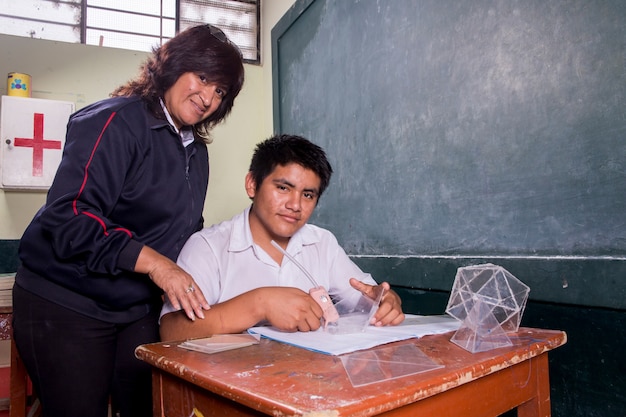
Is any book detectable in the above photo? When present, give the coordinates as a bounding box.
[0,275,15,308]
[179,333,261,354]
[248,314,460,356]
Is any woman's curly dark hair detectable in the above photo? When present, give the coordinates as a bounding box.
[111,24,245,143]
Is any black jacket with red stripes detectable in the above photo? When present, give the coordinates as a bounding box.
[16,96,209,323]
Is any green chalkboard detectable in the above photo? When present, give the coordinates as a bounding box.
[272,0,626,308]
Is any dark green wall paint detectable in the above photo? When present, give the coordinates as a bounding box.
[0,240,19,273]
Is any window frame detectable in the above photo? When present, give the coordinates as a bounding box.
[0,0,260,65]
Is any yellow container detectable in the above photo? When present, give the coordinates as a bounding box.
[7,72,32,97]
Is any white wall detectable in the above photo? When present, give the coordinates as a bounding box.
[0,0,296,239]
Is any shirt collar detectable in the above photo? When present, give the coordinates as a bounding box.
[229,206,320,255]
[159,98,195,147]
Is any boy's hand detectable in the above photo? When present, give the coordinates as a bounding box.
[261,287,324,332]
[349,278,405,326]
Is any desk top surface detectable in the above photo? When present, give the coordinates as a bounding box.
[136,328,566,416]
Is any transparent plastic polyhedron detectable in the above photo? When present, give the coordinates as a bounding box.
[445,263,530,353]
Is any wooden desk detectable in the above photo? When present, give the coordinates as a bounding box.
[136,327,566,417]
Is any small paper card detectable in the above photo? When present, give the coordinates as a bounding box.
[179,333,260,354]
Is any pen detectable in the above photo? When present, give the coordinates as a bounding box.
[270,240,319,288]
[270,240,340,327]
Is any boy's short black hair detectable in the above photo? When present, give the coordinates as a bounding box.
[249,134,333,197]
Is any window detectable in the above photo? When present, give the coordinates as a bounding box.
[0,0,260,64]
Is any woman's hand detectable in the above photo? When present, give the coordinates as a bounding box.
[135,246,210,321]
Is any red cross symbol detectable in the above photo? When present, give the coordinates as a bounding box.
[13,113,62,177]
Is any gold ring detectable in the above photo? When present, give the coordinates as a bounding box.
[185,285,194,293]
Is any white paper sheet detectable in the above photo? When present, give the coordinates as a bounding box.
[248,314,460,356]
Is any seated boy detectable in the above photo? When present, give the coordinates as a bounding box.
[160,134,404,341]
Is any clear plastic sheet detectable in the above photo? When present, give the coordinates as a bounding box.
[340,344,443,387]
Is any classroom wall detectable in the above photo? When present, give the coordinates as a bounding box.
[0,1,623,415]
[0,0,296,241]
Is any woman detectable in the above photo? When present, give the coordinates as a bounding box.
[12,24,244,417]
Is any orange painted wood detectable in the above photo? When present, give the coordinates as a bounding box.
[0,307,35,417]
[517,353,552,417]
[0,312,12,341]
[136,327,566,417]
[9,339,26,417]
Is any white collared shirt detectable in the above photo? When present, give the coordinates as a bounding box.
[160,98,195,147]
[160,206,377,318]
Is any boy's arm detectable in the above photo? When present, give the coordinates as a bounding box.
[160,287,325,341]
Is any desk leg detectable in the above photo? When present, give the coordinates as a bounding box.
[517,353,551,417]
[152,372,164,417]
